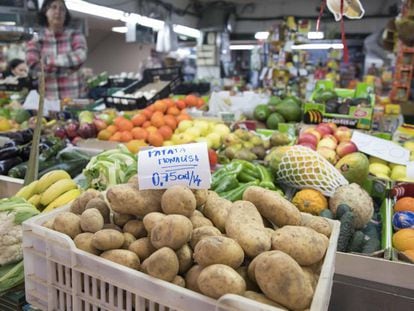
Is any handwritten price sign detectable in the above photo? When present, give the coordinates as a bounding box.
[138,143,211,190]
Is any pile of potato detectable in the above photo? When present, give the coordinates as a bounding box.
[43,177,334,311]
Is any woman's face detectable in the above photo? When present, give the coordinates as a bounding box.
[46,0,66,29]
[12,63,28,78]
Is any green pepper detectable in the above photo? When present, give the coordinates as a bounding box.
[220,180,259,202]
[237,170,259,183]
[39,139,66,162]
[212,162,243,189]
[214,174,240,193]
[257,164,274,183]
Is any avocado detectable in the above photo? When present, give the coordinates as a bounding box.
[266,112,285,130]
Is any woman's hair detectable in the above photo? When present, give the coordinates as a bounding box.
[8,59,25,72]
[38,0,71,27]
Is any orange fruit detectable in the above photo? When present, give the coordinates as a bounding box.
[176,99,186,110]
[152,100,168,113]
[142,108,153,119]
[151,112,165,128]
[164,98,175,108]
[147,105,155,112]
[394,197,414,212]
[147,132,164,147]
[176,114,191,122]
[120,131,133,142]
[158,125,173,140]
[106,125,118,134]
[164,115,177,130]
[196,98,205,108]
[131,113,147,127]
[131,127,148,140]
[109,131,122,142]
[146,126,158,134]
[184,94,198,107]
[125,139,148,154]
[97,129,112,140]
[117,119,134,132]
[113,116,126,127]
[167,106,180,116]
[142,121,152,128]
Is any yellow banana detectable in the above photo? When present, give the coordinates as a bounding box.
[15,180,38,200]
[43,188,81,213]
[40,179,77,206]
[28,194,42,209]
[35,170,71,194]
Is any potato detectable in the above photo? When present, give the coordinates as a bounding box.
[80,208,104,233]
[190,214,213,229]
[106,184,163,217]
[143,212,166,233]
[129,237,156,261]
[271,226,329,266]
[247,250,280,283]
[185,265,203,292]
[142,247,179,282]
[74,233,101,255]
[203,192,232,232]
[193,189,208,208]
[225,201,271,258]
[42,218,54,229]
[243,291,288,309]
[172,275,186,287]
[70,189,101,214]
[122,232,136,249]
[197,264,246,299]
[151,215,193,250]
[301,214,332,237]
[101,249,140,270]
[236,266,259,292]
[243,186,301,227]
[102,223,122,232]
[176,244,193,274]
[92,229,125,251]
[161,185,196,217]
[264,228,275,238]
[85,198,110,223]
[54,212,82,239]
[112,213,134,227]
[127,174,139,187]
[255,251,313,310]
[302,267,318,290]
[193,236,244,269]
[123,220,146,239]
[192,210,204,217]
[190,226,221,249]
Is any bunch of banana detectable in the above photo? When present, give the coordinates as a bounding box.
[15,170,81,212]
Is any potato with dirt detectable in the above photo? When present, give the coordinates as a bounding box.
[54,212,82,239]
[123,220,146,239]
[161,185,196,217]
[106,184,163,217]
[225,200,271,258]
[271,226,329,266]
[151,215,193,250]
[193,236,244,269]
[236,266,260,292]
[101,249,140,270]
[203,192,232,232]
[172,275,186,287]
[92,229,125,251]
[254,250,314,310]
[85,198,110,223]
[243,291,288,309]
[197,264,246,299]
[128,237,156,261]
[74,233,101,255]
[122,232,136,249]
[112,213,134,227]
[143,212,166,233]
[301,214,332,237]
[190,212,213,229]
[190,226,222,249]
[247,250,280,283]
[80,208,104,233]
[185,265,203,292]
[70,189,101,214]
[142,247,179,282]
[192,189,208,208]
[176,244,193,274]
[243,186,301,227]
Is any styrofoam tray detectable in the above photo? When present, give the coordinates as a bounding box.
[23,206,340,311]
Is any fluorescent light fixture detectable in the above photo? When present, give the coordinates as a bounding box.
[255,31,269,40]
[291,43,344,50]
[230,45,255,50]
[0,21,16,26]
[66,0,124,20]
[173,24,201,38]
[307,31,324,39]
[112,26,127,33]
[121,13,164,31]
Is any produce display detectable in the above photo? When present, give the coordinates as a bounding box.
[43,181,335,310]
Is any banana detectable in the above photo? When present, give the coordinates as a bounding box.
[15,180,38,200]
[40,179,77,206]
[42,188,81,213]
[28,194,42,209]
[35,170,71,194]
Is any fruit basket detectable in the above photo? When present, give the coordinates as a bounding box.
[23,206,340,311]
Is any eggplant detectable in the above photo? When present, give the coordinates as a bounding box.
[325,99,339,113]
[0,157,23,175]
[0,146,19,161]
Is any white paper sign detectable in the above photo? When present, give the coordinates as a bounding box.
[137,142,211,190]
[406,162,414,179]
[351,131,410,165]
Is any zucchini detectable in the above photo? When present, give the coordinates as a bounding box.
[338,211,355,252]
[7,158,59,179]
[38,159,89,178]
[348,230,365,253]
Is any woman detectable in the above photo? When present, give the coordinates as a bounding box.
[5,59,28,78]
[26,0,87,99]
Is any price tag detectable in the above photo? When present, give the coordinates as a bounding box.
[351,131,410,165]
[138,142,211,190]
[406,162,414,179]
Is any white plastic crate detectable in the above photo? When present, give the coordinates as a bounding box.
[23,207,340,311]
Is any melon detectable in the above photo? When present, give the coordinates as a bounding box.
[393,228,414,251]
[335,152,369,185]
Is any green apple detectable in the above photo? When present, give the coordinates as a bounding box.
[185,127,202,139]
[163,140,174,146]
[173,133,194,145]
[404,141,414,152]
[213,123,231,138]
[369,156,388,166]
[369,163,391,177]
[193,120,210,136]
[195,137,212,149]
[206,132,222,149]
[177,120,193,133]
[391,165,407,181]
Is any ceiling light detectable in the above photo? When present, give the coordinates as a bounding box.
[255,32,269,40]
[291,43,344,50]
[230,45,255,50]
[66,0,124,20]
[121,13,164,31]
[173,25,201,39]
[112,26,127,33]
[307,31,324,39]
[0,21,16,26]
